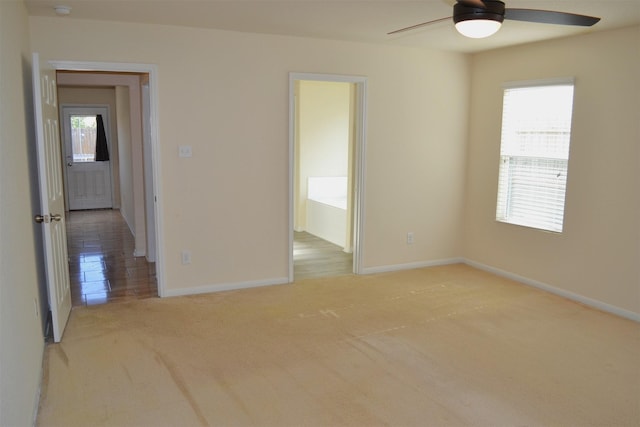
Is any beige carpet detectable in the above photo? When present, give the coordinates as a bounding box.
[37,264,639,426]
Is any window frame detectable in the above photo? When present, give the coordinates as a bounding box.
[495,77,575,233]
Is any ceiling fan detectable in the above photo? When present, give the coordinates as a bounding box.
[388,0,601,39]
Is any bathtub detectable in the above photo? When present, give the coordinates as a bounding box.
[306,176,347,248]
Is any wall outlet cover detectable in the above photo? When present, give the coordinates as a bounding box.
[179,145,193,158]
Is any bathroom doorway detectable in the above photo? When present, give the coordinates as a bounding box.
[288,73,367,281]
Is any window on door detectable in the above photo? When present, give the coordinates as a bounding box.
[70,115,97,162]
[495,80,575,233]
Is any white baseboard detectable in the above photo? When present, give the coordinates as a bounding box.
[163,277,290,298]
[33,340,46,427]
[361,257,464,275]
[463,259,640,323]
[160,258,639,323]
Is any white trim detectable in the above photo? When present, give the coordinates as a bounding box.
[288,72,368,282]
[48,60,166,298]
[502,76,575,89]
[361,258,464,275]
[163,277,289,298]
[362,257,639,322]
[289,73,368,84]
[288,77,295,281]
[464,259,640,323]
[50,60,154,74]
[353,79,368,276]
[32,342,46,427]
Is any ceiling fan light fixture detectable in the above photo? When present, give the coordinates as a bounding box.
[455,19,502,38]
[453,0,505,38]
[53,5,72,16]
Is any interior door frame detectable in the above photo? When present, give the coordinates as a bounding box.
[60,104,115,210]
[288,72,368,281]
[49,59,166,297]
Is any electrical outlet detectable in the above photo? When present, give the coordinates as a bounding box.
[407,232,414,245]
[178,145,192,158]
[181,250,192,265]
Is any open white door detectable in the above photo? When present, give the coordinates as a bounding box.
[32,53,72,342]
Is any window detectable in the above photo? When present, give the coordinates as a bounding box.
[70,115,97,162]
[496,80,575,232]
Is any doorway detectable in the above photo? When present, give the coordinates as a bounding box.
[61,106,114,210]
[288,73,367,281]
[50,60,164,301]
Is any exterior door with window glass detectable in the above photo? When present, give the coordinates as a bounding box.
[62,106,113,210]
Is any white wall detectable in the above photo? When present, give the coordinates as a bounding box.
[116,85,135,234]
[29,17,470,293]
[464,25,640,316]
[299,81,351,177]
[0,1,46,425]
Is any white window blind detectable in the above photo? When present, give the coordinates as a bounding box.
[496,82,575,232]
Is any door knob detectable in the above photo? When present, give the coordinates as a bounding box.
[35,214,62,223]
[35,214,49,223]
[67,162,73,167]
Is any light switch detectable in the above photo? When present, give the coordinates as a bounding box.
[179,145,192,158]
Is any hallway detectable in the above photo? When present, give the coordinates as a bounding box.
[66,209,157,306]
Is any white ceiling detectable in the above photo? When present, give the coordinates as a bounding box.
[25,0,640,53]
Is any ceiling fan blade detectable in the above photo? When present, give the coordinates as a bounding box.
[387,16,451,35]
[505,9,600,26]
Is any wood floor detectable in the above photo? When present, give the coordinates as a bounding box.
[37,264,640,426]
[293,231,353,280]
[66,209,157,306]
[66,215,348,306]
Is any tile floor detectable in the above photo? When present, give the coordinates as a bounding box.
[66,209,157,306]
[293,231,353,279]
